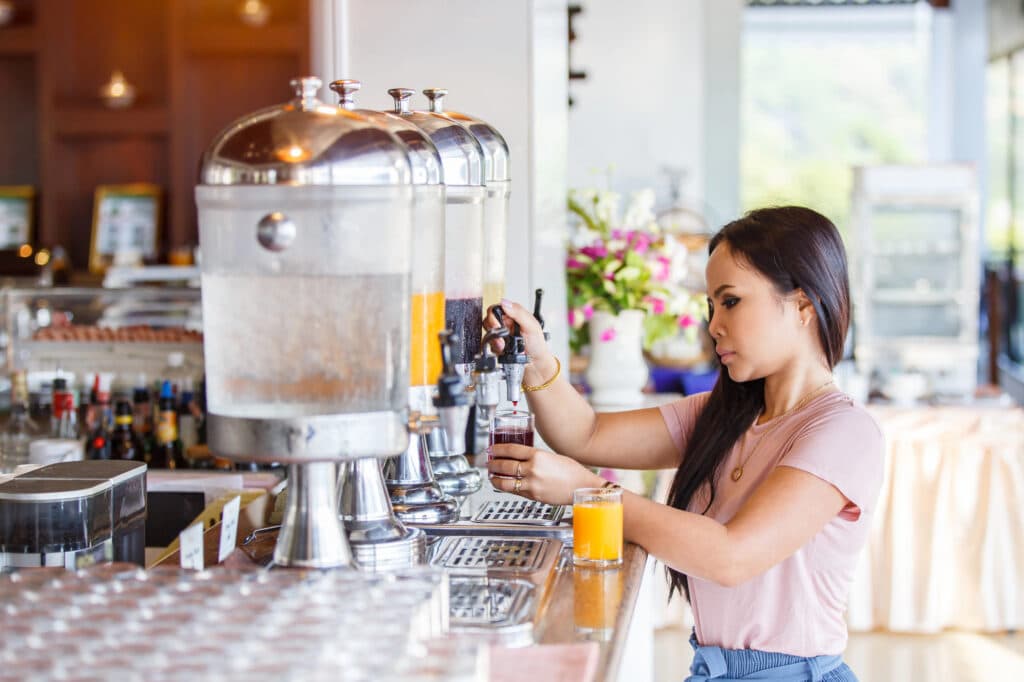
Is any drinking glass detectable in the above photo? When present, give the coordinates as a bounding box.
[488,409,534,459]
[572,487,623,568]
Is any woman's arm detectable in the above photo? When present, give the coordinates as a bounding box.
[491,300,681,471]
[623,466,847,586]
[488,446,848,586]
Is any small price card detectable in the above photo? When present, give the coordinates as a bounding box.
[218,496,242,563]
[179,522,204,570]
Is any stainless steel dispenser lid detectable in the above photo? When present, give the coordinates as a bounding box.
[329,79,443,186]
[386,87,485,187]
[199,76,412,186]
[422,88,509,184]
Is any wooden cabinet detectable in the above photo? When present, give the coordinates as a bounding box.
[0,0,309,269]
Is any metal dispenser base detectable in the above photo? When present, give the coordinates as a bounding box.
[385,433,461,524]
[339,457,426,571]
[426,431,482,498]
[275,462,353,569]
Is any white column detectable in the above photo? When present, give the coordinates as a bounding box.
[310,0,570,361]
[702,0,743,226]
[950,0,989,239]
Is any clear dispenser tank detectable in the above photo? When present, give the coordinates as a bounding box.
[425,89,511,311]
[386,88,486,372]
[329,79,460,528]
[195,77,415,569]
[329,79,446,414]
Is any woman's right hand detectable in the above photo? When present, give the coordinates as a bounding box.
[484,298,553,366]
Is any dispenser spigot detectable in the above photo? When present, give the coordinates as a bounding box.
[474,326,509,427]
[493,305,529,404]
[433,331,470,455]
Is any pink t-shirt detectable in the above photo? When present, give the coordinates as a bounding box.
[658,390,884,657]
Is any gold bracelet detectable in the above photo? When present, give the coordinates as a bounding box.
[521,356,561,393]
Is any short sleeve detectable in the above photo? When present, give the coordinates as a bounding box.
[658,392,712,455]
[779,404,885,521]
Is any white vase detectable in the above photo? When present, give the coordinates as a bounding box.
[585,309,649,406]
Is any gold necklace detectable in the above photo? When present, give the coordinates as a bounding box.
[730,377,835,482]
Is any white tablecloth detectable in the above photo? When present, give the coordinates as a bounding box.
[847,404,1024,633]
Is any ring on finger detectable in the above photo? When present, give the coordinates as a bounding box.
[515,461,522,478]
[513,478,522,494]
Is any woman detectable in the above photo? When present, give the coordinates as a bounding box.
[486,206,883,681]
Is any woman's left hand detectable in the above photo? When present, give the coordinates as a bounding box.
[488,444,606,506]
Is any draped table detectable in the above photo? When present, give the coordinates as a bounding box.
[847,403,1024,633]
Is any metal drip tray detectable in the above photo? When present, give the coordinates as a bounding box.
[434,536,547,571]
[449,575,534,626]
[471,499,565,526]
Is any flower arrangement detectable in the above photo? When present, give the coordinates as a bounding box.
[565,188,707,354]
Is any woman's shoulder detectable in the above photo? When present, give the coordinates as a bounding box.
[799,392,883,445]
[658,391,713,448]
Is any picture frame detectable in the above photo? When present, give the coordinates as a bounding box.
[90,183,162,274]
[0,185,35,249]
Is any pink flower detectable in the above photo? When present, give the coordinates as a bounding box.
[654,255,671,282]
[581,244,608,259]
[568,308,577,327]
[679,314,697,329]
[611,229,626,240]
[630,232,650,254]
[566,257,586,269]
[598,468,618,483]
[582,303,594,320]
[600,327,617,342]
[644,296,666,315]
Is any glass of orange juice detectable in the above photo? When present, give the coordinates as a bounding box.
[572,487,623,568]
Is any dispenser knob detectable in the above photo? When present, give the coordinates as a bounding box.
[289,76,323,110]
[329,79,361,110]
[434,331,469,408]
[533,288,550,341]
[256,212,297,252]
[422,88,448,113]
[388,88,415,114]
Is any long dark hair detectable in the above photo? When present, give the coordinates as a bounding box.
[665,206,851,600]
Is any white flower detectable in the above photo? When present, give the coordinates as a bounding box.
[570,225,603,249]
[594,191,621,227]
[623,189,656,229]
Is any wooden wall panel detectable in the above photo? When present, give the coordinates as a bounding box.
[47,0,168,109]
[52,138,168,268]
[0,56,38,185]
[182,0,303,26]
[173,54,302,246]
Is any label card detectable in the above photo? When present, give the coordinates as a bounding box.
[218,496,242,563]
[179,522,204,570]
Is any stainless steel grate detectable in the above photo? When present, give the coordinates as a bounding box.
[471,498,565,526]
[434,536,547,571]
[448,576,534,627]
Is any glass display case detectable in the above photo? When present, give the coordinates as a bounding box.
[0,286,203,398]
[850,164,980,398]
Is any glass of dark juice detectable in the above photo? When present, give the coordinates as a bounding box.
[488,409,535,458]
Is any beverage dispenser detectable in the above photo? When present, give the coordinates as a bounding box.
[328,79,460,527]
[421,88,511,311]
[196,77,417,569]
[387,87,485,498]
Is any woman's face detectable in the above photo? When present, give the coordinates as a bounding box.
[705,242,806,382]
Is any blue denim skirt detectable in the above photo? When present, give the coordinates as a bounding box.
[685,631,858,681]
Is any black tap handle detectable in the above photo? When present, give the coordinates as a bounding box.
[435,330,469,408]
[438,330,457,375]
[533,289,545,330]
[492,304,521,337]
